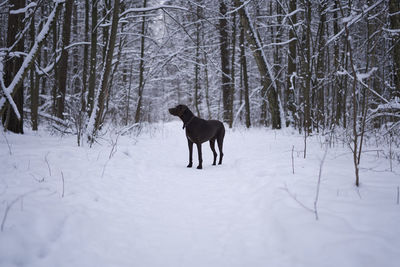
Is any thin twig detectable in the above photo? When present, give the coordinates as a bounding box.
[291,145,295,174]
[61,171,65,198]
[44,152,52,176]
[314,143,329,221]
[101,158,111,178]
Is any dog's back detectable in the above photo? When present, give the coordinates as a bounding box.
[186,118,224,144]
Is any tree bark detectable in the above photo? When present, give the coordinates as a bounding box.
[134,0,147,123]
[30,12,39,131]
[286,0,297,127]
[81,0,89,113]
[315,1,327,131]
[2,0,25,133]
[56,0,73,119]
[229,12,236,128]
[239,24,250,128]
[87,0,98,116]
[194,5,201,117]
[219,0,231,123]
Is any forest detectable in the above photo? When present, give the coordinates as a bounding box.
[0,0,398,134]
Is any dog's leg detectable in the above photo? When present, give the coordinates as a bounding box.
[217,135,224,165]
[209,139,217,165]
[187,139,193,168]
[196,143,203,169]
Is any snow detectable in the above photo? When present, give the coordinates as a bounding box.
[0,121,399,267]
[357,67,378,82]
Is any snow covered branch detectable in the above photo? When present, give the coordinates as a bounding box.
[0,0,63,119]
[9,1,37,14]
[120,5,188,18]
[326,0,384,46]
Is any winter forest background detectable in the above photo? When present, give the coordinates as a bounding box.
[1,0,399,134]
[2,0,400,181]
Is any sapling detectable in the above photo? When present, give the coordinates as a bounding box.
[314,142,328,221]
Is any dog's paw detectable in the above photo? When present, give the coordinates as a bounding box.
[196,165,202,169]
[187,163,193,168]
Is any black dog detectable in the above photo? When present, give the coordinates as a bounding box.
[169,104,225,169]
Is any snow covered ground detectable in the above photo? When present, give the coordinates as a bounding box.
[0,121,399,267]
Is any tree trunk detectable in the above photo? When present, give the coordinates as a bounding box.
[134,0,147,123]
[125,61,134,125]
[303,0,312,134]
[233,0,281,129]
[333,0,340,126]
[87,0,98,116]
[56,0,73,119]
[2,0,25,133]
[81,0,89,113]
[315,1,327,131]
[286,0,297,127]
[239,24,251,128]
[194,5,201,117]
[389,0,400,98]
[229,12,236,128]
[30,13,39,131]
[273,2,282,127]
[219,0,231,123]
[102,0,112,61]
[203,51,211,120]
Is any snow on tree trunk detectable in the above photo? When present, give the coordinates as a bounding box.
[0,1,63,130]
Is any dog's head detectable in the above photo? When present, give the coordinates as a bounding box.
[168,104,188,117]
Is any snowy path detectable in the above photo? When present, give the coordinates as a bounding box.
[0,122,399,267]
